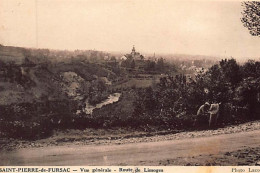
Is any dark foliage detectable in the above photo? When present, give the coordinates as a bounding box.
[132,59,260,129]
[0,100,78,140]
[241,1,260,36]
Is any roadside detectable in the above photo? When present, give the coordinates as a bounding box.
[1,127,260,165]
[1,120,260,152]
[156,147,260,166]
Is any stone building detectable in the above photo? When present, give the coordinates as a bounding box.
[125,46,144,61]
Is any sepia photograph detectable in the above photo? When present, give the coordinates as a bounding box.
[1,0,260,166]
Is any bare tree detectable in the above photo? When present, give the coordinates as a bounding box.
[241,1,260,36]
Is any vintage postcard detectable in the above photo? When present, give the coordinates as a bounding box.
[1,0,260,170]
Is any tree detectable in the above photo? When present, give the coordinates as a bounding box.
[110,56,116,62]
[144,60,156,71]
[235,77,260,119]
[241,1,260,36]
[243,60,260,78]
[130,60,135,69]
[219,58,242,86]
[156,58,165,72]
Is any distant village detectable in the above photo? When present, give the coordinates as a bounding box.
[0,44,217,81]
[102,46,215,75]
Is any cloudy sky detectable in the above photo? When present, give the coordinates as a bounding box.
[0,0,260,59]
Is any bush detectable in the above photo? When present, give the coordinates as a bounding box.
[0,119,53,140]
[131,59,260,130]
[0,99,78,140]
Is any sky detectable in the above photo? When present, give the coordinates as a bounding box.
[0,0,260,59]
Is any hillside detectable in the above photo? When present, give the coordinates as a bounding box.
[0,45,121,139]
[0,45,115,105]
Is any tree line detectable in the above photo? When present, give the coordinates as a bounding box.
[132,59,260,129]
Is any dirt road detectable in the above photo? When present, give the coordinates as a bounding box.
[1,128,260,166]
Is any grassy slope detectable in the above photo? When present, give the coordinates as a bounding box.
[0,46,114,105]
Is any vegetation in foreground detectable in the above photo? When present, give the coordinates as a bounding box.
[133,59,260,129]
[1,44,260,140]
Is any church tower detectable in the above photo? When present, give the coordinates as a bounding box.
[131,45,136,56]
